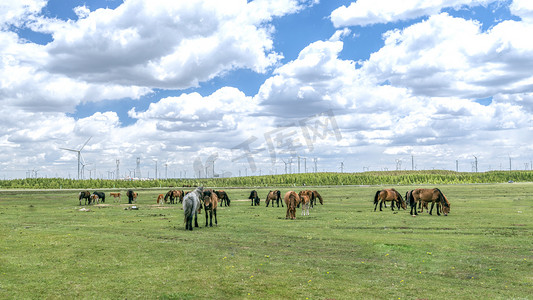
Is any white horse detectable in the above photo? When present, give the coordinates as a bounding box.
[183,186,203,231]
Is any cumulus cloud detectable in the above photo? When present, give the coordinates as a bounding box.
[510,0,533,22]
[129,87,258,133]
[330,0,494,27]
[360,13,533,98]
[0,0,46,28]
[37,0,314,89]
[256,38,358,118]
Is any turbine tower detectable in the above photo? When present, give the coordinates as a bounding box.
[60,137,92,180]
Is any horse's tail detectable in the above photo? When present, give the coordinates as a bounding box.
[183,198,193,224]
[373,190,381,204]
[407,190,414,207]
[276,190,281,200]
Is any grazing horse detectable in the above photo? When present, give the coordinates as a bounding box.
[164,190,181,204]
[284,191,301,220]
[79,191,91,205]
[249,190,260,206]
[374,189,405,211]
[265,190,282,207]
[407,188,450,216]
[298,190,314,208]
[202,190,218,227]
[157,194,164,204]
[299,193,310,216]
[91,191,105,204]
[215,190,230,206]
[109,192,121,203]
[175,190,184,204]
[183,186,203,231]
[126,190,137,204]
[311,190,323,207]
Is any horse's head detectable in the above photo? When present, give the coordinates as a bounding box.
[441,202,450,216]
[398,194,407,210]
[203,194,213,208]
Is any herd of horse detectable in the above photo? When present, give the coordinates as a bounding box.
[76,186,450,231]
[374,188,451,216]
[78,190,136,205]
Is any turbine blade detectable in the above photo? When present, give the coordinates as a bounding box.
[60,147,78,152]
[79,136,92,151]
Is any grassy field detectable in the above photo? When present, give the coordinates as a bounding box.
[0,184,531,299]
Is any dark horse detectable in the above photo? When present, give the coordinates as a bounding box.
[407,188,450,216]
[249,190,260,206]
[215,190,230,206]
[374,189,406,211]
[91,191,105,204]
[202,190,218,227]
[126,190,137,204]
[265,190,282,207]
[311,190,323,207]
[79,190,91,205]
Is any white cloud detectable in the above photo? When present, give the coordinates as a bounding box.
[330,0,494,27]
[129,87,258,133]
[0,0,46,28]
[360,13,533,98]
[510,0,533,22]
[37,0,314,89]
[256,39,358,118]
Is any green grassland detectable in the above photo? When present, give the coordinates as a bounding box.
[0,184,531,299]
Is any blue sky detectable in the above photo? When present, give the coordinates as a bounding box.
[1,0,533,179]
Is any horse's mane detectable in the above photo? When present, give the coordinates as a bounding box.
[394,189,405,205]
[435,188,449,207]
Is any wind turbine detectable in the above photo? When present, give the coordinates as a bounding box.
[60,137,92,180]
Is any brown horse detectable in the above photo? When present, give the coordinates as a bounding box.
[215,190,230,206]
[407,188,450,216]
[299,193,310,216]
[109,192,121,203]
[265,190,282,207]
[174,190,184,204]
[311,190,323,207]
[157,194,164,204]
[298,190,314,209]
[374,189,406,211]
[202,190,218,227]
[284,191,301,220]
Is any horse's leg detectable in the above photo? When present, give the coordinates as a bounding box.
[194,212,199,228]
[429,202,435,215]
[380,200,383,211]
[391,200,395,211]
[205,209,209,227]
[411,201,418,216]
[374,200,378,211]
